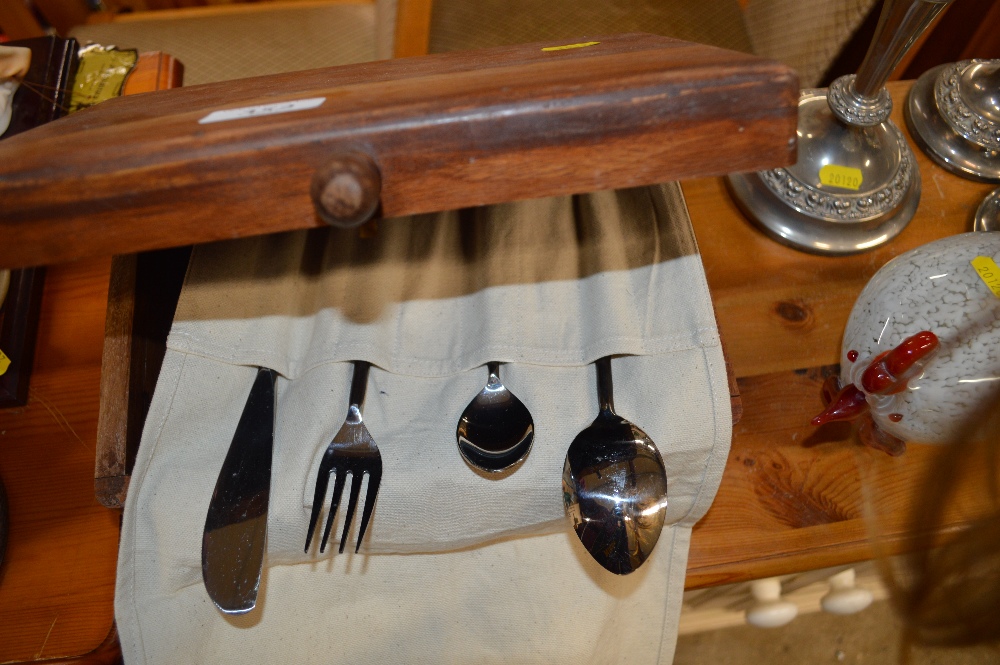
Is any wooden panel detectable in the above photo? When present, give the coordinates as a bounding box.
[0,51,181,665]
[0,33,798,268]
[683,80,998,588]
[122,51,185,95]
[96,52,185,509]
[30,0,91,35]
[96,247,189,507]
[393,0,433,57]
[89,0,373,23]
[0,258,119,663]
[0,0,46,39]
[94,255,137,508]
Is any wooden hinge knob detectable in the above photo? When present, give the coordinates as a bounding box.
[821,569,874,615]
[745,578,798,628]
[311,153,382,228]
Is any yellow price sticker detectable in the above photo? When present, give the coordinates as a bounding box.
[819,164,863,191]
[541,41,600,52]
[0,348,10,376]
[971,256,1000,298]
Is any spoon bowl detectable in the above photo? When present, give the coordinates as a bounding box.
[457,362,534,473]
[563,357,668,575]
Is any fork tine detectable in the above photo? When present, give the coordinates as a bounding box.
[353,463,382,553]
[320,468,347,554]
[338,469,365,553]
[304,464,330,553]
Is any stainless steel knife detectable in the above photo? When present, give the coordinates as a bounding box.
[202,367,277,615]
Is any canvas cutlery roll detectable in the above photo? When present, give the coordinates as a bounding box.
[116,182,733,664]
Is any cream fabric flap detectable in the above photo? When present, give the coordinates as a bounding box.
[115,184,733,664]
[167,184,718,378]
[131,349,728,558]
[119,352,693,662]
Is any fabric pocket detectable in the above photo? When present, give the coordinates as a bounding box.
[166,184,718,378]
[115,184,734,665]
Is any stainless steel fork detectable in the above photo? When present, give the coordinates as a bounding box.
[305,360,383,554]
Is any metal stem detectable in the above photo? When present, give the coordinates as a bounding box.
[596,356,615,414]
[855,0,952,98]
[349,360,370,409]
[828,0,953,126]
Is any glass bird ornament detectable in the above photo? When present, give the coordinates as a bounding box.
[812,233,1000,455]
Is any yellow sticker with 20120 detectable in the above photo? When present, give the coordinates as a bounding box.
[972,256,1000,298]
[819,164,863,191]
[0,348,10,376]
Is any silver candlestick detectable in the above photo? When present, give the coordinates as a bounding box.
[727,0,954,255]
[907,59,1000,183]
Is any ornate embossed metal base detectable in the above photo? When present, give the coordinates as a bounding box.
[906,60,1000,183]
[728,90,921,255]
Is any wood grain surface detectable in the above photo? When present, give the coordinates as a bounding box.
[0,33,798,268]
[95,54,187,511]
[122,51,184,96]
[2,72,995,663]
[0,52,177,665]
[683,80,998,588]
[0,256,119,663]
[96,246,190,508]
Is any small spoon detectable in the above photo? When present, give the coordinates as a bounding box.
[562,356,668,575]
[456,362,534,473]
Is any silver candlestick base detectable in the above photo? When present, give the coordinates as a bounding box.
[728,0,953,255]
[906,59,1000,183]
[727,82,920,255]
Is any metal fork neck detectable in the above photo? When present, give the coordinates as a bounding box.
[349,361,370,410]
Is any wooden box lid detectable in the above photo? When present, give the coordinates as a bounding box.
[0,33,797,269]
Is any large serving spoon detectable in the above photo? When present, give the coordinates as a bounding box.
[456,362,534,473]
[562,356,668,575]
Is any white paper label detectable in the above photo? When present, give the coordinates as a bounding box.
[198,97,325,124]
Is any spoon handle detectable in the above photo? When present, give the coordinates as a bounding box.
[349,360,371,409]
[596,356,615,414]
[487,361,500,377]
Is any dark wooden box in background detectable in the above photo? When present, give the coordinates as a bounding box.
[0,36,77,408]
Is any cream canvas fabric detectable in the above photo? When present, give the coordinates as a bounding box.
[115,182,732,664]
